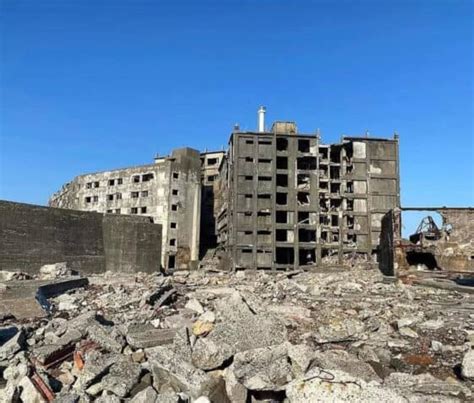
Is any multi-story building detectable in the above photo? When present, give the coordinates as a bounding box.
[49,148,202,270]
[215,114,400,271]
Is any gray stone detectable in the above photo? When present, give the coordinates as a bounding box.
[192,337,233,370]
[233,344,292,391]
[286,368,405,403]
[198,311,216,323]
[130,386,159,403]
[18,376,46,403]
[74,351,118,390]
[287,344,314,377]
[223,366,247,403]
[126,324,176,349]
[146,345,219,399]
[86,322,124,353]
[0,328,25,361]
[185,298,204,314]
[315,318,365,343]
[461,349,474,380]
[419,319,444,330]
[399,327,418,338]
[312,349,381,383]
[39,262,72,280]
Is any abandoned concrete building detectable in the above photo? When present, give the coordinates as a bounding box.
[214,109,400,270]
[49,108,400,271]
[49,148,204,270]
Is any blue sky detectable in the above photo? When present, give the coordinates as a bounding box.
[0,0,473,234]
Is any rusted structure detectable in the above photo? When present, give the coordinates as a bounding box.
[380,207,474,277]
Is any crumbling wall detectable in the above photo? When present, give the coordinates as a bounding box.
[0,201,162,275]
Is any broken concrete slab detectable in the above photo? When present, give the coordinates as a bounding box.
[39,262,72,280]
[461,349,474,381]
[0,328,25,361]
[126,325,176,349]
[129,386,159,403]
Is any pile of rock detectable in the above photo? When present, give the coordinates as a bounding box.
[1,264,473,402]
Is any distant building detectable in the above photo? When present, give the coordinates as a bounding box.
[214,113,400,270]
[49,148,202,270]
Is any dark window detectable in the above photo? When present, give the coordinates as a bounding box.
[141,191,149,197]
[116,193,122,200]
[276,192,287,205]
[171,204,178,211]
[141,207,147,214]
[93,196,99,202]
[276,211,288,223]
[276,229,288,242]
[115,209,121,214]
[207,175,215,182]
[297,157,317,170]
[108,179,115,186]
[276,157,288,170]
[142,173,154,182]
[106,209,113,213]
[86,182,92,189]
[276,247,294,264]
[93,181,100,188]
[107,194,114,201]
[298,139,310,153]
[131,207,138,214]
[276,138,288,151]
[131,191,139,198]
[169,238,176,246]
[173,172,179,179]
[133,175,140,183]
[207,158,218,166]
[168,255,175,269]
[85,196,91,203]
[172,189,179,196]
[170,222,177,229]
[117,178,123,185]
[245,140,254,145]
[276,174,288,187]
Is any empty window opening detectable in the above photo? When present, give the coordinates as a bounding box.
[141,207,147,214]
[172,172,179,179]
[298,211,309,224]
[297,174,310,190]
[276,247,294,264]
[276,174,288,187]
[299,228,316,242]
[276,192,287,205]
[131,207,138,214]
[297,192,310,206]
[86,182,92,189]
[297,157,317,170]
[106,209,113,213]
[258,140,272,145]
[319,181,328,190]
[347,199,354,211]
[117,178,123,185]
[171,204,178,211]
[245,157,254,162]
[276,156,288,170]
[319,166,328,178]
[276,138,288,151]
[406,252,439,270]
[107,194,114,201]
[257,230,271,235]
[169,238,176,246]
[172,189,179,196]
[298,140,310,153]
[131,191,139,198]
[319,148,328,159]
[133,175,140,183]
[319,197,328,212]
[207,175,216,182]
[347,215,355,229]
[116,193,122,200]
[170,222,177,229]
[331,233,339,242]
[108,179,115,186]
[258,176,272,181]
[346,182,354,193]
[207,158,218,166]
[142,191,149,197]
[330,167,340,179]
[321,249,338,259]
[330,199,342,210]
[258,158,272,164]
[331,215,339,227]
[344,233,357,245]
[114,209,121,214]
[321,231,329,243]
[330,183,340,194]
[330,147,341,163]
[85,196,91,203]
[276,229,288,242]
[258,194,271,199]
[168,255,176,269]
[300,249,316,265]
[276,211,288,223]
[245,175,253,181]
[244,212,252,216]
[142,173,154,182]
[245,140,254,145]
[244,194,252,199]
[257,211,271,217]
[94,181,100,188]
[93,196,99,202]
[346,165,354,175]
[320,215,330,225]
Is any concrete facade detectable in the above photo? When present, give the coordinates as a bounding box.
[215,122,400,270]
[49,148,202,270]
[0,200,162,275]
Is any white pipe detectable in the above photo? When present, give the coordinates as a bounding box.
[258,106,266,132]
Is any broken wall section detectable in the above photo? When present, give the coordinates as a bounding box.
[379,207,474,277]
[0,201,162,275]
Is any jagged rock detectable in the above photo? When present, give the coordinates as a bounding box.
[0,328,25,361]
[399,327,418,338]
[232,344,292,391]
[315,318,365,343]
[419,319,444,330]
[39,262,72,279]
[313,349,381,383]
[86,322,124,353]
[192,337,233,370]
[461,349,474,380]
[384,372,471,400]
[146,345,220,399]
[185,298,204,314]
[223,365,247,403]
[286,368,405,403]
[18,376,46,403]
[199,311,216,323]
[129,386,159,403]
[74,351,118,390]
[287,343,314,377]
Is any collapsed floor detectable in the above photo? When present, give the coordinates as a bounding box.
[1,264,474,402]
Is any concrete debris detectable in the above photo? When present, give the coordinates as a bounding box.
[0,267,473,401]
[39,262,72,280]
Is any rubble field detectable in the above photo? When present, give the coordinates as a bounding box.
[1,264,474,402]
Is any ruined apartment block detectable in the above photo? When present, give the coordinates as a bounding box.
[215,112,400,271]
[49,148,202,270]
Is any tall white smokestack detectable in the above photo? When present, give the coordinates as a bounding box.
[258,106,266,132]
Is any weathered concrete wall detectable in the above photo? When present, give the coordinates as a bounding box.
[0,201,162,275]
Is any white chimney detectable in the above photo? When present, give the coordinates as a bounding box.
[258,106,266,132]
